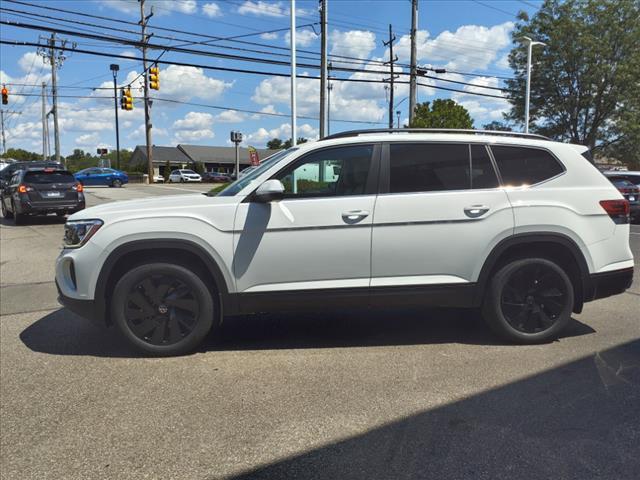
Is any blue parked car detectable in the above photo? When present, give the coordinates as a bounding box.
[74,168,128,187]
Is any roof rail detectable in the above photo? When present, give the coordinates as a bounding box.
[321,128,551,141]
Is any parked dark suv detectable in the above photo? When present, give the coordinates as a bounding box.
[1,167,85,224]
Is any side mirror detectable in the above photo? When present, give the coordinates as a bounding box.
[254,179,285,202]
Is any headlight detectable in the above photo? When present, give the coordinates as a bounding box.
[63,219,103,248]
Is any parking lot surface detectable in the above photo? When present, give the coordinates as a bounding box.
[1,183,639,479]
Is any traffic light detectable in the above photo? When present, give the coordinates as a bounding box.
[1,85,7,105]
[121,87,133,110]
[149,66,159,90]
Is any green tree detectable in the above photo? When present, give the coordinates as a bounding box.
[163,159,171,181]
[266,138,283,149]
[192,161,205,175]
[1,148,41,161]
[504,0,640,161]
[408,99,473,129]
[483,121,512,132]
[65,149,99,172]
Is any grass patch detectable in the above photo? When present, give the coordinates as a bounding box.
[208,183,229,195]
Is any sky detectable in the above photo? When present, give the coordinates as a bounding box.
[0,0,541,156]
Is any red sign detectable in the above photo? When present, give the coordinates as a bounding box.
[248,146,260,166]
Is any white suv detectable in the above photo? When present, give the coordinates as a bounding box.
[56,130,634,356]
[168,169,201,183]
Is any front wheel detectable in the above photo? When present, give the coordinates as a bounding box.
[112,179,122,188]
[482,258,574,344]
[1,198,13,219]
[111,263,216,356]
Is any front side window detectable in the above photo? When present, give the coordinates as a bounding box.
[491,145,564,186]
[275,145,374,198]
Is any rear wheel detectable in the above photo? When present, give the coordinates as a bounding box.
[1,198,13,219]
[180,177,185,183]
[12,201,25,225]
[111,262,216,356]
[482,257,574,344]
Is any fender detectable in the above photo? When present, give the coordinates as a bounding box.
[94,239,231,325]
[474,232,591,310]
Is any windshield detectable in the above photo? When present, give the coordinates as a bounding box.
[182,170,197,174]
[217,148,298,197]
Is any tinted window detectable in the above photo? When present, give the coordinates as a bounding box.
[470,145,499,189]
[276,145,373,198]
[24,171,75,184]
[491,146,564,186]
[389,143,470,193]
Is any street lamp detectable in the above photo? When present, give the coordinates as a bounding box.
[396,110,401,129]
[519,36,546,134]
[110,63,121,170]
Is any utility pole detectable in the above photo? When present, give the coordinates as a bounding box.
[41,82,47,160]
[408,0,418,125]
[139,0,154,182]
[110,64,121,170]
[520,36,545,134]
[327,82,333,136]
[0,109,22,155]
[290,0,297,147]
[319,0,328,138]
[383,25,398,129]
[38,34,69,165]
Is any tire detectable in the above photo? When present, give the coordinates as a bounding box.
[12,201,25,225]
[111,262,216,356]
[482,257,574,344]
[180,177,185,183]
[1,198,13,219]
[112,179,122,188]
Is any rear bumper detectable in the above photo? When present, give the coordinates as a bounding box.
[56,280,104,326]
[586,267,634,302]
[17,199,85,214]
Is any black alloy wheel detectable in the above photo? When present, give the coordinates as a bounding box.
[112,263,215,356]
[112,179,122,188]
[500,263,569,333]
[482,258,574,344]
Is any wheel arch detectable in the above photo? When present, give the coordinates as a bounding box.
[95,239,231,325]
[475,233,591,313]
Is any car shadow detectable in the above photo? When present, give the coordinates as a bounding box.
[229,339,640,479]
[0,214,66,226]
[19,307,596,358]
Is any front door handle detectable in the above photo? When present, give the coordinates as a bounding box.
[342,210,369,223]
[464,205,490,218]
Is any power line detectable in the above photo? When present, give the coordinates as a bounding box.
[1,21,515,94]
[0,39,510,100]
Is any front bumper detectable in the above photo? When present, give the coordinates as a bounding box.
[56,279,104,326]
[586,267,634,302]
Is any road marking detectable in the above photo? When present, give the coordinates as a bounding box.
[146,184,209,193]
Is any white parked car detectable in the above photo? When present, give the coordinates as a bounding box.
[56,129,634,355]
[168,169,201,183]
[152,174,165,183]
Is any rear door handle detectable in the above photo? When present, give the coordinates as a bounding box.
[342,210,369,222]
[464,205,490,218]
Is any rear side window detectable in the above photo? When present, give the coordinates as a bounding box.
[491,146,564,186]
[24,171,75,184]
[389,143,499,193]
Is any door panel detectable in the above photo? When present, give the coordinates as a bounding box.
[233,144,379,294]
[371,142,514,286]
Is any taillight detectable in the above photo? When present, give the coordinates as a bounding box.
[17,184,33,194]
[73,183,83,192]
[600,199,630,224]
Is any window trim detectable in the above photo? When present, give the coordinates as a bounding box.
[487,143,566,187]
[380,141,502,195]
[252,143,381,201]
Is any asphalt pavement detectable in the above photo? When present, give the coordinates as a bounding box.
[1,184,639,480]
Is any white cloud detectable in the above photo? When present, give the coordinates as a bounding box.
[495,53,510,70]
[393,22,514,71]
[260,32,278,40]
[6,121,43,143]
[102,0,197,15]
[238,1,286,17]
[214,110,245,123]
[75,133,101,146]
[285,29,319,47]
[172,111,215,143]
[245,123,318,146]
[451,75,510,124]
[330,30,376,60]
[18,51,47,73]
[202,2,222,18]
